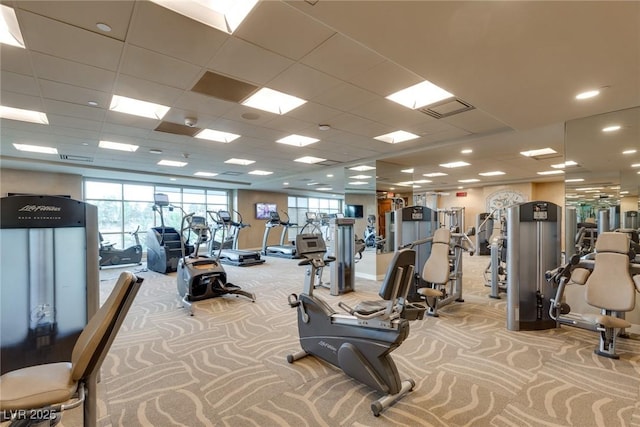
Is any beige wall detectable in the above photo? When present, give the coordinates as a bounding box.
[0,168,83,200]
[236,189,289,250]
[345,193,376,238]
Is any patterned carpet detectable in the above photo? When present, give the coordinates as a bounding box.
[60,251,639,427]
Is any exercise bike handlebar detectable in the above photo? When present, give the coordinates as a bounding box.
[298,256,336,267]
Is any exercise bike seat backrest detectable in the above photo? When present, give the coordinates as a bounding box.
[422,227,451,285]
[584,232,637,316]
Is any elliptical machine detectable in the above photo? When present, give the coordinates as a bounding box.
[146,193,191,274]
[287,233,416,416]
[177,211,255,316]
[99,226,143,268]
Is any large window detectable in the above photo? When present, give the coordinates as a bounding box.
[288,196,343,238]
[85,179,230,251]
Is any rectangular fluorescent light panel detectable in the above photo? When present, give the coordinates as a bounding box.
[149,0,258,34]
[158,160,187,167]
[551,160,578,169]
[242,88,306,115]
[520,148,557,157]
[440,161,470,168]
[276,134,319,147]
[0,106,49,124]
[374,130,419,144]
[109,95,170,120]
[225,158,255,165]
[295,156,326,164]
[458,178,480,183]
[537,170,564,175]
[423,172,447,177]
[13,143,57,154]
[479,171,505,176]
[348,181,368,186]
[248,170,273,176]
[0,5,24,48]
[386,80,454,109]
[401,168,414,173]
[99,140,139,152]
[349,165,375,171]
[349,175,372,179]
[194,172,219,177]
[195,128,240,143]
[565,178,584,182]
[414,179,432,183]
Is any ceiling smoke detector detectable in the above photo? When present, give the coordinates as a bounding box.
[184,117,197,127]
[318,124,331,131]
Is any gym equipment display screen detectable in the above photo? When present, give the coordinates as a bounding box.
[256,203,276,220]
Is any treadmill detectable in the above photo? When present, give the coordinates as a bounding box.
[262,211,298,258]
[209,210,265,267]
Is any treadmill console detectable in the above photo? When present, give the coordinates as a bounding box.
[218,210,232,223]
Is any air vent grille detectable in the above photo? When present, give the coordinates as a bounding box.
[60,154,93,162]
[419,98,475,119]
[191,71,259,103]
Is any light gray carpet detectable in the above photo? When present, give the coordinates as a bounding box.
[63,252,639,426]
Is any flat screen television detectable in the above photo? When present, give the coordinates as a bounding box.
[345,204,364,218]
[256,203,277,220]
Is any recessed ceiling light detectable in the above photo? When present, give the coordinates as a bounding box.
[0,5,24,48]
[622,149,637,155]
[295,156,326,164]
[109,95,169,120]
[283,182,289,186]
[276,134,319,147]
[316,187,332,191]
[13,143,57,154]
[350,175,372,179]
[348,181,368,185]
[602,125,621,132]
[632,163,640,168]
[87,101,98,107]
[520,148,557,157]
[318,124,331,131]
[439,161,470,168]
[478,171,505,176]
[551,160,578,169]
[326,174,333,178]
[242,88,306,115]
[249,170,273,175]
[158,160,187,167]
[565,178,585,182]
[458,178,480,183]
[413,179,432,183]
[423,172,448,177]
[99,140,139,152]
[149,0,258,34]
[401,168,414,173]
[194,172,218,177]
[149,149,163,154]
[349,165,375,171]
[195,128,240,143]
[461,149,473,154]
[0,105,49,124]
[169,178,177,181]
[386,80,454,109]
[225,158,255,165]
[537,170,564,175]
[374,130,419,144]
[620,190,630,194]
[575,89,600,100]
[96,22,112,32]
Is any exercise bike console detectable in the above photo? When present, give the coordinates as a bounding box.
[287,233,416,416]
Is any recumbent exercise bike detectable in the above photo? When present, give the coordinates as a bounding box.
[287,233,416,416]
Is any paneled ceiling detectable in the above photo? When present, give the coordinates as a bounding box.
[1,1,638,197]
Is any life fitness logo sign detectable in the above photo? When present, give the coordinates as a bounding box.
[17,204,62,221]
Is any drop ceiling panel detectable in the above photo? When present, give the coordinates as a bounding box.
[127,1,228,66]
[440,108,511,134]
[39,80,110,108]
[105,110,161,130]
[312,82,379,113]
[19,10,123,71]
[263,114,314,134]
[347,60,423,98]
[16,1,135,41]
[266,63,342,100]
[39,114,103,132]
[208,37,294,86]
[328,112,392,139]
[113,74,184,106]
[301,33,386,81]
[173,91,236,119]
[42,99,106,122]
[284,102,343,125]
[0,45,32,74]
[349,98,437,129]
[1,71,40,97]
[0,91,45,111]
[120,45,202,90]
[31,53,116,93]
[235,1,335,61]
[100,123,152,139]
[220,105,276,126]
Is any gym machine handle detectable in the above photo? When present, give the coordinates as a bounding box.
[545,254,580,285]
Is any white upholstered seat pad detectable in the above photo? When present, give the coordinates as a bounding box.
[0,362,76,411]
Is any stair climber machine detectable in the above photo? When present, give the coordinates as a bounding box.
[287,233,416,416]
[262,210,298,258]
[146,193,193,274]
[208,210,265,267]
[99,226,143,269]
[177,211,255,316]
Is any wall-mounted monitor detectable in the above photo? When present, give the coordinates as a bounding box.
[256,203,277,220]
[345,204,364,218]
